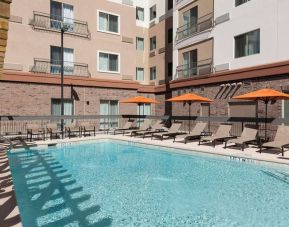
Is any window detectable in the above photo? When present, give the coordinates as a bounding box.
[51,99,74,124]
[137,104,151,123]
[167,0,173,10]
[284,100,289,118]
[150,67,156,80]
[168,62,173,77]
[98,11,119,34]
[136,7,144,21]
[235,29,260,58]
[50,1,74,31]
[182,49,198,77]
[236,0,251,7]
[51,46,74,75]
[136,37,144,51]
[100,100,119,129]
[136,68,144,81]
[150,5,156,20]
[98,51,120,73]
[168,28,173,44]
[150,36,156,50]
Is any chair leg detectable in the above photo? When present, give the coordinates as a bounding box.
[282,147,284,156]
[224,141,227,149]
[242,143,244,151]
[213,140,216,148]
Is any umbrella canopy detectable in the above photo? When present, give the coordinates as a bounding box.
[166,93,213,133]
[120,96,160,126]
[233,89,289,102]
[120,96,160,104]
[167,93,213,103]
[233,88,289,139]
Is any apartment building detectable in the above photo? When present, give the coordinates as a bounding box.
[1,0,289,121]
[171,0,289,119]
[1,0,174,121]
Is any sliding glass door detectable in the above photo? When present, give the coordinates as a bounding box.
[100,100,119,129]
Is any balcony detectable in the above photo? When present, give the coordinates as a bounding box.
[30,11,90,38]
[176,13,213,41]
[30,58,91,77]
[176,59,213,80]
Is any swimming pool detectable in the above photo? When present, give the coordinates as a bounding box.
[8,140,289,227]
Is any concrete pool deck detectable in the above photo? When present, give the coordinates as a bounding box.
[1,132,289,227]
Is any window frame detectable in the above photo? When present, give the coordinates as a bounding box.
[136,67,144,81]
[150,36,157,51]
[150,5,157,21]
[97,10,120,35]
[150,66,156,80]
[97,50,121,74]
[234,29,260,59]
[136,37,144,51]
[136,7,145,21]
[235,0,251,7]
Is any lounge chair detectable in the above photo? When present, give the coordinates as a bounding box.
[134,120,164,138]
[123,119,151,136]
[46,123,62,140]
[113,120,134,135]
[173,122,207,144]
[65,123,81,139]
[260,125,289,156]
[27,124,45,142]
[225,126,258,151]
[79,122,96,137]
[151,122,183,141]
[199,124,234,147]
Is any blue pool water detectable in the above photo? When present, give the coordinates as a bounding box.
[8,140,289,227]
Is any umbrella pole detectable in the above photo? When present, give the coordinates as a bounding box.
[138,104,141,127]
[189,102,191,133]
[265,100,268,141]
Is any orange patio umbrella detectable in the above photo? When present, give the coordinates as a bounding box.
[233,88,289,139]
[120,96,160,126]
[166,93,213,133]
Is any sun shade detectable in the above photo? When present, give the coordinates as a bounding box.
[120,96,160,104]
[166,93,213,103]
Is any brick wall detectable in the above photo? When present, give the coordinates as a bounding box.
[0,81,156,116]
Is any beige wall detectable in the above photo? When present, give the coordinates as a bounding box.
[178,39,213,64]
[178,0,213,26]
[149,16,173,84]
[135,26,149,84]
[5,0,138,81]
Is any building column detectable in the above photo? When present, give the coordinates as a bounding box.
[0,0,11,76]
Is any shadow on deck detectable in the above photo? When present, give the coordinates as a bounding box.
[0,149,22,227]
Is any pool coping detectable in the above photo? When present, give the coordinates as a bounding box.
[15,134,289,168]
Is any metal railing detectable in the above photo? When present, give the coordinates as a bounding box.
[31,11,90,38]
[176,13,214,41]
[176,58,213,79]
[0,115,288,142]
[30,58,91,77]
